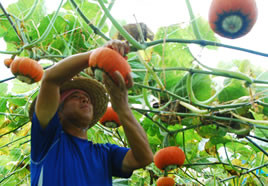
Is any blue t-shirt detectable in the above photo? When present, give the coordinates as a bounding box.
[30,112,132,186]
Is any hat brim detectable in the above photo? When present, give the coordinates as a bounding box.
[29,77,108,126]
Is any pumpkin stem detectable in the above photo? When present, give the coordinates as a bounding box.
[164,165,178,172]
[104,122,118,128]
[222,15,243,34]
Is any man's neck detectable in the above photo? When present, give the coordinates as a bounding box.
[62,121,89,140]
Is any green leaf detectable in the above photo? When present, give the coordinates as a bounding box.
[218,79,249,102]
[210,136,231,145]
[254,128,268,139]
[112,178,129,186]
[0,98,8,123]
[7,0,46,24]
[181,117,201,127]
[153,24,194,94]
[11,79,38,94]
[10,148,22,159]
[191,73,213,101]
[8,96,27,106]
[196,125,227,139]
[30,13,69,46]
[0,83,8,96]
[63,0,101,22]
[148,135,161,145]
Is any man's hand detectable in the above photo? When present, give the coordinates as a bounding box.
[104,40,130,57]
[103,71,153,172]
[103,71,133,113]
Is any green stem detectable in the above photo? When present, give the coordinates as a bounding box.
[97,0,145,50]
[146,39,268,58]
[97,0,116,30]
[22,0,39,21]
[185,0,202,40]
[23,0,64,49]
[179,101,209,114]
[194,56,253,84]
[16,18,29,45]
[186,72,225,105]
[132,67,268,85]
[69,0,110,40]
[223,144,241,174]
[137,51,165,90]
[132,107,268,130]
[231,112,268,126]
[0,134,30,149]
[137,111,171,134]
[142,71,154,110]
[245,136,268,156]
[220,163,268,182]
[0,2,22,41]
[0,50,21,55]
[134,82,251,110]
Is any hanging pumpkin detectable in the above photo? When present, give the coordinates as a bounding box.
[10,57,44,84]
[99,106,121,128]
[88,47,131,85]
[4,58,13,68]
[156,177,175,186]
[154,146,185,171]
[208,0,258,39]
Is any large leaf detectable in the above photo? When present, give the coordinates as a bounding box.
[30,13,69,46]
[63,0,101,25]
[10,79,39,94]
[218,79,249,102]
[7,0,46,24]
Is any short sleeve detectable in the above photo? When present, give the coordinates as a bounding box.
[105,143,132,178]
[31,111,62,162]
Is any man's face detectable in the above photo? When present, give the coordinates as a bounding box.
[59,91,94,128]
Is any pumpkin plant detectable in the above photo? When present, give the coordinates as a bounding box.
[88,47,131,85]
[10,57,44,84]
[154,146,185,172]
[208,0,258,39]
[156,177,175,186]
[99,106,121,128]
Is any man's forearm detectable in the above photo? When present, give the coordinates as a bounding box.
[118,107,153,166]
[44,51,91,85]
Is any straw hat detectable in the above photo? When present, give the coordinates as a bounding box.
[29,77,108,126]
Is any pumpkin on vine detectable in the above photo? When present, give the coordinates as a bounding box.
[99,106,121,128]
[154,146,185,171]
[10,57,44,84]
[156,176,175,186]
[208,0,258,39]
[88,47,131,85]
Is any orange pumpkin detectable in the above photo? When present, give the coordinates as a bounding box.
[88,47,131,85]
[4,58,13,68]
[154,146,185,171]
[10,57,44,84]
[99,107,121,128]
[156,177,175,186]
[208,0,258,39]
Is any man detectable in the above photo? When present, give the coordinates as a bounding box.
[29,40,153,185]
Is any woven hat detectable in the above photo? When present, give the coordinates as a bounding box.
[29,77,108,126]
